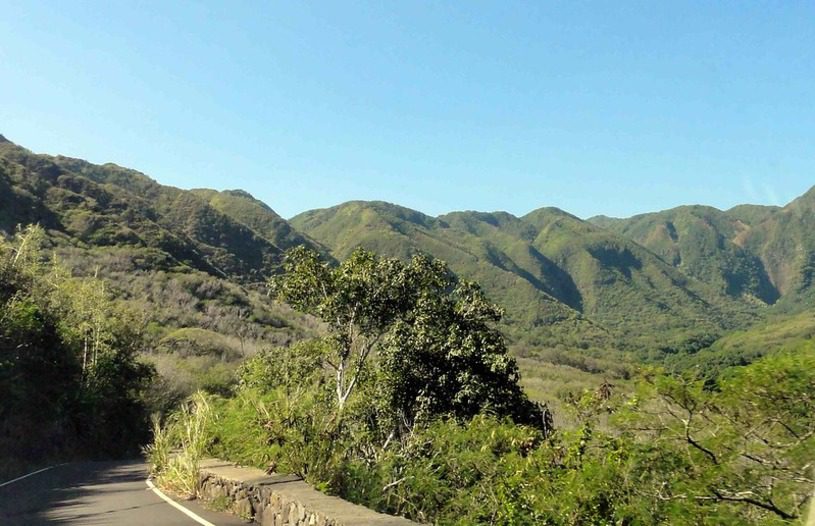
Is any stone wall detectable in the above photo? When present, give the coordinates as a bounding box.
[197,458,417,526]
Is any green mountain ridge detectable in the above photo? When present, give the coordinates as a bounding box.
[292,201,756,351]
[589,189,815,315]
[0,136,321,399]
[2,133,813,359]
[0,139,325,281]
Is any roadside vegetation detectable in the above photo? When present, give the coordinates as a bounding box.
[149,248,815,525]
[0,226,153,478]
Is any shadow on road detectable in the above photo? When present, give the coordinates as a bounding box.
[0,460,167,525]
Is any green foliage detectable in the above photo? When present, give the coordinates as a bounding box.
[0,225,154,467]
[144,414,171,477]
[663,310,815,380]
[149,392,213,498]
[380,279,545,431]
[613,344,815,524]
[270,247,544,430]
[238,339,328,393]
[183,338,815,525]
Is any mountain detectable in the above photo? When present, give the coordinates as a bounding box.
[0,136,323,281]
[0,135,321,398]
[588,188,815,315]
[739,187,815,312]
[292,201,756,351]
[291,201,609,351]
[3,133,812,360]
[588,205,779,304]
[189,188,332,261]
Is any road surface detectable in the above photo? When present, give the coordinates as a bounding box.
[0,460,247,525]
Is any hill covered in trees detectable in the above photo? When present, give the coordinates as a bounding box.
[292,201,761,352]
[2,133,814,366]
[589,190,815,313]
[3,134,814,524]
[149,246,815,525]
[0,134,325,402]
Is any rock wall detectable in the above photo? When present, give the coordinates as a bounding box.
[197,458,417,526]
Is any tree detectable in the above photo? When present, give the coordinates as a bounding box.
[270,247,448,410]
[380,279,546,432]
[269,246,545,432]
[0,225,154,464]
[621,343,815,523]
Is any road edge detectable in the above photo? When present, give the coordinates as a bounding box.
[0,464,66,488]
[145,479,217,526]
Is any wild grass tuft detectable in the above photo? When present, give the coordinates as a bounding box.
[146,391,213,499]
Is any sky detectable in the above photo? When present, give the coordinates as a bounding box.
[1,1,813,220]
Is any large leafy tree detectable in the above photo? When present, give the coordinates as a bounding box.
[269,246,545,431]
[381,280,547,432]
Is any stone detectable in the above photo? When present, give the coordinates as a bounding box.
[234,497,253,521]
[260,505,275,526]
[197,458,418,526]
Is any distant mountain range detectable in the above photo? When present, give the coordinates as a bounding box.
[2,133,813,354]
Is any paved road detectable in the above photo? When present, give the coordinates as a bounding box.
[0,460,247,525]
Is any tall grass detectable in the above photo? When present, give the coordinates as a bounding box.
[145,391,213,499]
[143,414,171,477]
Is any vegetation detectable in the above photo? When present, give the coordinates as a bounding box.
[0,226,153,476]
[3,135,814,523]
[269,247,545,430]
[2,134,813,367]
[150,248,814,525]
[590,205,779,303]
[145,392,213,498]
[590,188,815,318]
[1,137,324,407]
[291,201,757,353]
[663,310,815,380]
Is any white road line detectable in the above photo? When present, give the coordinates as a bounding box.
[0,464,65,488]
[145,479,217,526]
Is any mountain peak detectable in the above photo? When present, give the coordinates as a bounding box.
[786,184,815,212]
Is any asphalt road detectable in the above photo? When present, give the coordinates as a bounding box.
[0,460,247,525]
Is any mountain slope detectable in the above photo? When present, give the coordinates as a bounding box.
[589,205,778,304]
[293,201,755,350]
[4,133,810,359]
[740,187,815,312]
[588,187,815,314]
[292,201,609,350]
[189,188,330,259]
[0,135,320,395]
[0,136,307,281]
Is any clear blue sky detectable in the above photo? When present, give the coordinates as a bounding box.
[1,1,813,219]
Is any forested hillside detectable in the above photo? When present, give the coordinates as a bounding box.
[4,134,815,373]
[149,247,815,525]
[0,135,322,403]
[2,135,814,524]
[0,226,153,475]
[4,133,815,376]
[590,190,815,314]
[292,201,757,351]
